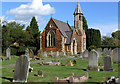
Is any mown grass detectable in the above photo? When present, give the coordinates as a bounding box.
[1,57,119,83]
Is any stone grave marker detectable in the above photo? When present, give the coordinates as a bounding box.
[6,48,11,60]
[50,51,53,57]
[29,49,34,58]
[113,48,120,63]
[88,49,98,71]
[82,50,88,59]
[103,48,109,55]
[65,60,73,66]
[97,48,102,59]
[13,55,30,82]
[25,48,29,58]
[63,51,66,56]
[56,51,59,58]
[103,56,113,71]
[37,49,43,58]
[43,51,47,57]
[73,60,77,64]
[38,70,43,77]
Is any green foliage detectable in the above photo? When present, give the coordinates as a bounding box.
[88,45,97,51]
[112,30,120,40]
[86,28,101,49]
[82,16,88,32]
[29,17,40,52]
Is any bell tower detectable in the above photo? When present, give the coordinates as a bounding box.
[74,2,83,29]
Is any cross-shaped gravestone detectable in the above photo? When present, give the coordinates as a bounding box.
[25,48,29,58]
[97,48,102,59]
[13,55,30,82]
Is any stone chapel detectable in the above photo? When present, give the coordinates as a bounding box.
[41,2,86,55]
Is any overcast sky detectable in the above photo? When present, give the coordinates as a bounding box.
[1,0,118,36]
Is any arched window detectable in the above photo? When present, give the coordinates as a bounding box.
[47,30,56,47]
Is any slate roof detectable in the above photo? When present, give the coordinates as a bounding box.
[53,18,71,37]
[74,2,83,15]
[65,31,73,45]
[52,18,73,44]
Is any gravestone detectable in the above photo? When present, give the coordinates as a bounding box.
[63,51,66,56]
[25,48,29,58]
[38,70,43,77]
[13,55,30,82]
[50,51,53,57]
[88,49,98,71]
[82,50,88,59]
[113,48,120,63]
[56,51,59,58]
[43,51,47,57]
[97,48,102,59]
[103,56,113,71]
[103,48,109,55]
[65,60,73,66]
[6,48,11,60]
[37,49,43,58]
[73,60,77,64]
[29,49,34,58]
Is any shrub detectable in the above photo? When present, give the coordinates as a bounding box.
[88,45,97,51]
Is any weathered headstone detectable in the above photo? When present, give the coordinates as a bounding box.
[50,51,53,57]
[103,48,109,55]
[82,50,88,59]
[38,70,43,77]
[73,60,77,64]
[37,49,43,58]
[103,56,113,71]
[97,48,102,59]
[6,48,11,60]
[63,51,66,56]
[56,51,59,58]
[65,60,73,66]
[13,55,30,82]
[113,48,120,63]
[43,51,47,57]
[25,48,29,58]
[29,49,34,58]
[88,49,98,71]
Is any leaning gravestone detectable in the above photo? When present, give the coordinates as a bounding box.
[103,56,113,71]
[13,55,30,82]
[43,51,47,57]
[29,49,34,58]
[82,50,88,59]
[25,48,29,58]
[97,48,102,59]
[113,48,120,63]
[88,49,98,71]
[37,49,43,58]
[56,51,59,58]
[6,48,11,60]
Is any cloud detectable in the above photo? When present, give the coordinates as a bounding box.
[89,23,118,37]
[6,0,55,25]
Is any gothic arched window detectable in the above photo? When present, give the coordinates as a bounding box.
[47,30,56,47]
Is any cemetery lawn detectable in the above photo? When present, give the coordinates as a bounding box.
[1,58,118,83]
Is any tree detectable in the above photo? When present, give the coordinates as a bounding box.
[82,16,88,32]
[112,30,120,40]
[29,16,40,51]
[86,28,101,49]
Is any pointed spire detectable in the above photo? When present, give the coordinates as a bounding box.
[74,2,83,15]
